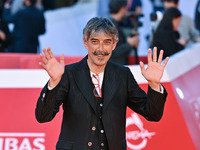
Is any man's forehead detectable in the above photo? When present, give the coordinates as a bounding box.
[89,31,114,40]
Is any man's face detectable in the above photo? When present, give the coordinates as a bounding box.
[83,31,117,67]
[121,6,128,19]
[164,2,178,10]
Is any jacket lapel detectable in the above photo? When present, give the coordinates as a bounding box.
[72,56,98,115]
[102,62,121,113]
[73,58,121,116]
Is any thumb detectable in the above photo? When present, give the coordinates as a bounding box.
[139,61,145,75]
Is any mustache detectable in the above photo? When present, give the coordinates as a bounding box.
[93,51,110,56]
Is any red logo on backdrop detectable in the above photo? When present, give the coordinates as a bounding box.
[126,113,155,150]
[0,132,45,150]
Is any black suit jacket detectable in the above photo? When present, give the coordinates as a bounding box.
[35,56,167,150]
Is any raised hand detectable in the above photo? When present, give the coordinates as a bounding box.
[139,47,169,91]
[39,47,65,88]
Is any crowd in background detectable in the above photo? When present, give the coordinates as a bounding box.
[0,0,200,65]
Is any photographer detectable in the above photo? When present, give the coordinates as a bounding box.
[109,0,139,65]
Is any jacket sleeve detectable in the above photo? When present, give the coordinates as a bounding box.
[127,68,167,121]
[35,71,69,123]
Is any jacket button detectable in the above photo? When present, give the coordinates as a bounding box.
[88,142,92,146]
[101,143,104,146]
[42,93,45,98]
[100,103,103,107]
[100,130,104,133]
[92,126,96,131]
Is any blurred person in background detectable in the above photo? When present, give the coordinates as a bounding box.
[152,7,185,59]
[127,0,142,15]
[3,0,45,53]
[195,0,200,33]
[123,0,143,32]
[150,0,200,49]
[163,0,200,43]
[108,0,139,65]
[0,0,11,52]
[9,0,43,15]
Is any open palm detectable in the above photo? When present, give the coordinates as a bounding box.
[140,47,169,90]
[39,47,65,87]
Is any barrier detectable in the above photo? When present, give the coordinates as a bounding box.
[0,43,200,149]
[0,53,147,69]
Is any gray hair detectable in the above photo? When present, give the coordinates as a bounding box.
[83,17,118,41]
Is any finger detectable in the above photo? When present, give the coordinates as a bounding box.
[158,50,164,64]
[60,54,65,65]
[147,48,152,63]
[43,48,51,60]
[39,62,47,70]
[153,47,157,62]
[139,61,145,75]
[162,57,169,68]
[40,53,48,64]
[47,47,54,58]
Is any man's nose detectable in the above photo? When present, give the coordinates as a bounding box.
[98,43,104,51]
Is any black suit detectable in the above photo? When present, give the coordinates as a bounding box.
[35,56,167,150]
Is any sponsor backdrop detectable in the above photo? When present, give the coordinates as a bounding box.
[0,43,200,150]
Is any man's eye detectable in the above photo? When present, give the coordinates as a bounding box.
[104,41,111,44]
[92,41,98,44]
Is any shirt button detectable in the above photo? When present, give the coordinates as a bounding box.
[92,126,96,131]
[88,142,92,146]
[100,103,103,107]
[100,130,104,133]
[100,116,102,119]
[101,143,104,146]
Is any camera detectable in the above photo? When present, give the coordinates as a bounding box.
[124,12,144,37]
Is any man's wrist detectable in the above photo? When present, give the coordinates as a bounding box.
[48,78,60,90]
[148,82,161,92]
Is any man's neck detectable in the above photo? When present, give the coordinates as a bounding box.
[87,60,106,74]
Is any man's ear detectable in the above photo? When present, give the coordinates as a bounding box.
[83,38,88,49]
[112,40,118,51]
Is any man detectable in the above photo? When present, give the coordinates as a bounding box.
[109,0,139,65]
[163,0,200,43]
[3,0,45,53]
[35,17,169,150]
